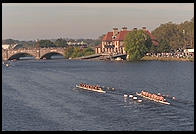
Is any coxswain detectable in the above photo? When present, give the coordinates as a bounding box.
[143,92,147,96]
[153,94,156,99]
[150,94,153,98]
[146,93,149,97]
[156,96,160,101]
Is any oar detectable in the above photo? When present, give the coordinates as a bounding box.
[160,93,176,100]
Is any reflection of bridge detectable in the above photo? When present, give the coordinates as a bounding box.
[2,47,66,61]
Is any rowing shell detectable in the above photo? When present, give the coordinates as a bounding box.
[76,85,106,93]
[136,92,170,105]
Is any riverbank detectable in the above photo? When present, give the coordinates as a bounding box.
[141,56,194,62]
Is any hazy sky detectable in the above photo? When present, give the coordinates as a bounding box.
[2,3,194,41]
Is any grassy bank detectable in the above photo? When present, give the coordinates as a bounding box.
[141,56,194,62]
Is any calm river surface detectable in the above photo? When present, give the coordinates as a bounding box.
[2,59,194,131]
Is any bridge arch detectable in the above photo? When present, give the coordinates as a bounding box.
[40,52,65,59]
[8,52,36,60]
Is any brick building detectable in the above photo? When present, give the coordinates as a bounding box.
[95,27,158,54]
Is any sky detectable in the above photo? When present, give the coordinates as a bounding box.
[2,3,194,41]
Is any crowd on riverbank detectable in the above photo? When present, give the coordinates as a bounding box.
[146,51,194,59]
[144,49,194,62]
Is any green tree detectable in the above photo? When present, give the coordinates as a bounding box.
[149,45,158,53]
[64,46,95,59]
[38,40,56,48]
[157,39,171,52]
[54,38,67,47]
[124,30,153,61]
[83,47,95,56]
[72,47,83,58]
[64,46,74,59]
[151,22,183,50]
[151,17,194,49]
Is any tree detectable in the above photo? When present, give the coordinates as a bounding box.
[64,46,95,59]
[124,30,153,61]
[151,17,194,49]
[64,46,74,59]
[54,38,67,47]
[157,39,171,53]
[149,45,158,53]
[72,47,83,58]
[83,47,95,56]
[38,40,56,48]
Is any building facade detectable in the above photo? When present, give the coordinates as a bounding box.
[95,27,158,54]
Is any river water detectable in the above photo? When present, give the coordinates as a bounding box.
[2,59,194,131]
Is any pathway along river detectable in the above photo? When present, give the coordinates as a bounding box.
[2,59,194,131]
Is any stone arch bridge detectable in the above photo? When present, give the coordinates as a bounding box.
[2,47,66,61]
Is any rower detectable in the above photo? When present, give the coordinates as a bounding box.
[152,94,156,99]
[143,92,146,96]
[145,92,148,97]
[141,90,144,95]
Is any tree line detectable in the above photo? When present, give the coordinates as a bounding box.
[2,38,102,48]
[151,17,194,50]
[64,46,95,59]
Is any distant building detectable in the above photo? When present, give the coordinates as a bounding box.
[95,27,158,54]
[2,44,18,49]
[67,40,87,47]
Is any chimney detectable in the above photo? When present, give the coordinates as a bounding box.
[142,27,146,31]
[113,27,118,36]
[121,26,127,31]
[133,28,137,30]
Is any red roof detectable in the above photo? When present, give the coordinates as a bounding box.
[114,31,131,41]
[145,30,155,40]
[102,32,113,41]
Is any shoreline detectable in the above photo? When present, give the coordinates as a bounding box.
[77,56,194,62]
[141,56,194,62]
[3,56,194,62]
